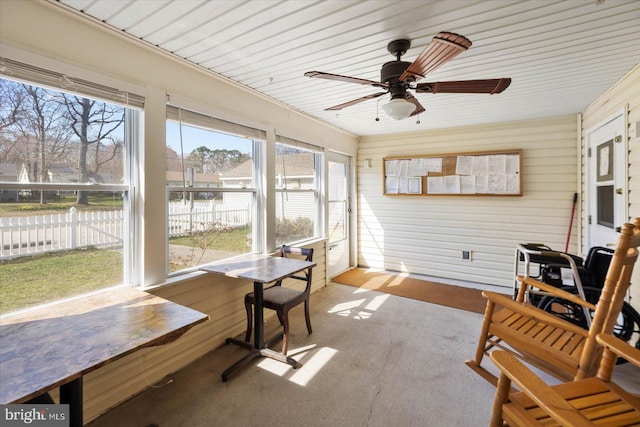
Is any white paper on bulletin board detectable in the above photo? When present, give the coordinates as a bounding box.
[383,149,521,196]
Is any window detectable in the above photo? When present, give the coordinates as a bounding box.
[0,59,140,314]
[166,106,262,274]
[275,136,323,246]
[328,159,348,244]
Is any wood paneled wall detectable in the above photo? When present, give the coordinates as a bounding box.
[357,116,579,288]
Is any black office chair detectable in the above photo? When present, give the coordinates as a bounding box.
[244,246,314,355]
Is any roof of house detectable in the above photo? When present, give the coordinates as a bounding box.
[222,153,315,179]
[166,170,221,184]
[0,163,18,180]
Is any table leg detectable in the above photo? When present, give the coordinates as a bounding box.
[221,350,262,381]
[253,280,264,349]
[60,377,82,427]
[221,280,301,381]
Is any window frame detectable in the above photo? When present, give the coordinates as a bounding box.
[165,106,264,276]
[274,136,325,246]
[0,69,140,312]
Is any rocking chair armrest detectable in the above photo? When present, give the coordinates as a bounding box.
[481,291,590,335]
[490,351,596,427]
[482,290,524,306]
[516,275,597,311]
[597,334,640,368]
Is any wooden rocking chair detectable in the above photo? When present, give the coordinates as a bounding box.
[489,334,640,426]
[466,218,640,385]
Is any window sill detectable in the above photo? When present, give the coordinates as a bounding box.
[142,238,327,292]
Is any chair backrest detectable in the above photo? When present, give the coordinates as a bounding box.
[576,218,640,379]
[583,246,615,289]
[280,245,314,292]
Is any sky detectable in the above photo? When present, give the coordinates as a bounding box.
[166,121,253,155]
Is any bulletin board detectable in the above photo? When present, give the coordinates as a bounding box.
[383,149,522,196]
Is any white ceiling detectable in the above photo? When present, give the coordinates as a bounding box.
[54,0,640,137]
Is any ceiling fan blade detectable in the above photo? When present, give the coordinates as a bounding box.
[400,32,472,82]
[304,71,387,88]
[406,93,425,117]
[325,92,388,111]
[414,78,511,94]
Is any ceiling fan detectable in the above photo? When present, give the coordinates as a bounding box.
[304,32,511,120]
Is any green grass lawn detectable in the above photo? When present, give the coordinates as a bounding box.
[169,227,250,252]
[0,248,123,314]
[1,227,250,314]
[0,194,123,217]
[0,223,303,314]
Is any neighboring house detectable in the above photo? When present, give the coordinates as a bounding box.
[47,165,78,183]
[221,153,316,220]
[17,164,113,197]
[17,164,77,197]
[218,159,253,190]
[17,163,31,198]
[166,170,222,192]
[17,163,29,184]
[274,152,317,191]
[167,171,222,188]
[221,153,315,189]
[0,163,18,201]
[19,164,79,185]
[20,164,114,184]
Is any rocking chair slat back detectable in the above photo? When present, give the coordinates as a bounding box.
[466,218,640,384]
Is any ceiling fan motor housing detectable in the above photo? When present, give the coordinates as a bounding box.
[382,38,414,100]
[381,61,412,98]
[381,61,412,83]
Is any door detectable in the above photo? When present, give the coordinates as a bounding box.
[586,111,627,249]
[327,152,351,276]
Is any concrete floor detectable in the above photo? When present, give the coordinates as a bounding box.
[87,282,639,427]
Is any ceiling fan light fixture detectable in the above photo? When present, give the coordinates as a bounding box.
[381,98,416,120]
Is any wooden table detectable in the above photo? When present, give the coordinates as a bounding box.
[0,288,209,427]
[200,253,316,381]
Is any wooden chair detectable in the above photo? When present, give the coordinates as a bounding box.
[244,245,314,355]
[488,333,640,426]
[466,218,640,384]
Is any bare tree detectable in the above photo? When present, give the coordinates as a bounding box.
[12,84,72,203]
[166,146,182,171]
[0,79,27,163]
[0,80,25,131]
[61,95,124,204]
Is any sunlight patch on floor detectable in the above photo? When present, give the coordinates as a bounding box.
[289,347,338,386]
[328,292,390,319]
[256,344,338,386]
[257,357,291,376]
[328,298,367,316]
[256,291,391,383]
[365,293,390,311]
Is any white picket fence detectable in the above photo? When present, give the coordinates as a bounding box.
[0,201,251,259]
[168,200,250,235]
[0,208,124,259]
